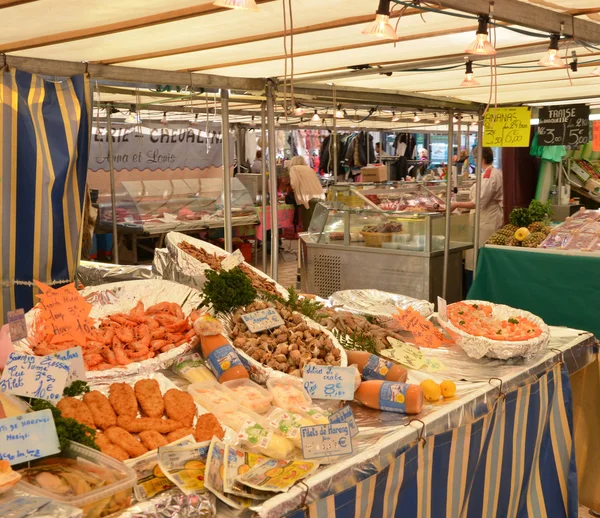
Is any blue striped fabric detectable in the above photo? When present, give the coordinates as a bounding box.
[0,68,91,323]
[286,363,577,518]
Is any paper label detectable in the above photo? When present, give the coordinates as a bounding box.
[424,358,444,372]
[303,365,356,400]
[53,346,86,383]
[437,296,448,322]
[241,308,285,333]
[6,309,27,341]
[0,409,60,464]
[483,107,531,148]
[0,352,69,401]
[300,422,352,460]
[224,445,268,499]
[221,249,245,271]
[384,338,427,369]
[393,308,451,348]
[239,420,272,450]
[378,381,410,413]
[157,440,211,495]
[206,438,252,509]
[236,458,319,493]
[267,408,303,440]
[0,496,56,518]
[362,354,394,381]
[328,405,359,438]
[205,344,243,379]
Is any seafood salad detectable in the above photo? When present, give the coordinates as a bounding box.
[30,301,200,371]
[230,301,341,376]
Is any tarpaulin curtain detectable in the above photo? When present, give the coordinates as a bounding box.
[286,363,578,518]
[0,68,91,323]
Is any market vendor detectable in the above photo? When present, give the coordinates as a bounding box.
[288,155,325,229]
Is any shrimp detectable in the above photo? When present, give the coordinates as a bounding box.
[151,328,166,340]
[84,341,106,354]
[102,347,117,365]
[150,339,167,351]
[127,346,150,359]
[161,344,177,353]
[113,337,132,365]
[146,302,171,315]
[129,301,145,317]
[188,310,202,323]
[154,314,179,326]
[164,320,189,333]
[164,333,184,344]
[100,327,115,344]
[83,353,104,367]
[169,303,185,320]
[110,314,137,327]
[116,326,135,344]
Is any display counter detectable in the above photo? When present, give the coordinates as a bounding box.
[469,245,600,338]
[300,200,473,302]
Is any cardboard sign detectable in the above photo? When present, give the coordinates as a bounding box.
[34,282,93,347]
[328,405,359,437]
[300,422,352,460]
[483,107,531,147]
[538,104,590,146]
[0,409,61,464]
[593,121,600,152]
[303,365,356,400]
[7,309,27,341]
[437,296,448,322]
[221,249,245,271]
[53,347,86,383]
[0,352,70,401]
[392,308,452,349]
[382,337,427,369]
[241,308,285,333]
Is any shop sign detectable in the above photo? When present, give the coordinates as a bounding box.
[538,104,589,146]
[593,121,600,152]
[483,107,531,148]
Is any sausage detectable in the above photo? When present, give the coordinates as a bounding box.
[354,380,423,415]
[346,351,408,383]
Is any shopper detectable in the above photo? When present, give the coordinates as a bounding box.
[250,150,262,173]
[375,142,390,159]
[289,156,325,229]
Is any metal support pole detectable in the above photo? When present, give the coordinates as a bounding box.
[456,114,462,183]
[266,83,279,281]
[105,107,119,264]
[221,89,233,253]
[472,116,484,279]
[332,86,338,182]
[260,102,268,273]
[235,125,242,176]
[442,109,454,300]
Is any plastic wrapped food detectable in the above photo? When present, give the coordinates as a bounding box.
[222,379,273,414]
[236,458,319,493]
[264,408,314,448]
[193,315,224,337]
[565,232,597,251]
[172,354,217,384]
[266,377,312,414]
[223,445,269,499]
[187,380,237,411]
[540,232,572,249]
[157,441,211,496]
[0,393,30,419]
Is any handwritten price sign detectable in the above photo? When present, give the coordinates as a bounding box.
[328,405,359,437]
[0,352,70,401]
[300,423,353,460]
[483,107,531,148]
[392,308,453,349]
[242,308,285,333]
[303,365,356,400]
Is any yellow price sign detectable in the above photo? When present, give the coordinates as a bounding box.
[483,107,531,148]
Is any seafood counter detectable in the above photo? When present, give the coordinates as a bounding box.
[0,235,594,518]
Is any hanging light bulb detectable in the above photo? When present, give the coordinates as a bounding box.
[539,35,565,68]
[335,105,344,119]
[160,112,168,125]
[465,15,496,55]
[190,113,199,126]
[361,0,398,41]
[125,111,140,124]
[434,113,441,124]
[460,60,480,87]
[311,110,321,123]
[293,105,305,116]
[249,115,256,128]
[413,112,421,123]
[592,66,600,76]
[391,111,400,122]
[213,0,259,11]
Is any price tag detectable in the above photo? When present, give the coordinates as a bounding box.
[538,104,590,146]
[241,308,285,333]
[424,358,444,372]
[221,249,245,271]
[392,308,451,349]
[303,365,355,400]
[0,352,70,401]
[437,296,448,322]
[53,346,86,383]
[483,107,531,148]
[300,422,352,460]
[328,405,358,437]
[593,121,600,152]
[0,409,61,465]
[7,309,27,341]
[382,337,427,369]
[0,496,57,518]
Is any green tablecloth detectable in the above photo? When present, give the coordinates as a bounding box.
[468,246,600,338]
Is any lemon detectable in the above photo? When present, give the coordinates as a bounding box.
[440,380,457,398]
[420,379,441,402]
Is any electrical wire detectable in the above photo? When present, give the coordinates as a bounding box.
[288,0,295,113]
[282,0,288,120]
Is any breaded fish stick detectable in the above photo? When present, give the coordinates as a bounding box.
[117,415,183,434]
[96,433,130,461]
[164,389,196,427]
[166,427,195,444]
[105,426,148,458]
[83,391,117,430]
[134,379,164,418]
[139,430,169,450]
[57,397,95,429]
[109,382,138,417]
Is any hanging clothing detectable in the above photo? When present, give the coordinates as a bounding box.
[245,128,257,164]
[465,166,504,270]
[289,164,325,209]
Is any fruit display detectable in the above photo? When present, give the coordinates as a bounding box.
[487,222,552,248]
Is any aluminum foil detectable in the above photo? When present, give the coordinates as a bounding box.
[111,488,217,518]
[76,261,155,287]
[15,280,204,381]
[437,301,550,360]
[329,289,434,319]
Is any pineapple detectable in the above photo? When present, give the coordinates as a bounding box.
[504,224,519,235]
[542,226,552,235]
[514,227,530,242]
[487,232,504,245]
[528,222,545,233]
[522,235,538,248]
[507,237,520,247]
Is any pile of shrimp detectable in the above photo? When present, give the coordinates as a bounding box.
[448,302,543,341]
[31,301,200,371]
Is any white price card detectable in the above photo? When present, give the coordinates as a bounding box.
[300,422,353,460]
[328,405,359,437]
[52,346,86,383]
[221,249,245,271]
[0,352,69,402]
[303,365,356,400]
[437,296,448,322]
[0,409,60,465]
[241,308,285,333]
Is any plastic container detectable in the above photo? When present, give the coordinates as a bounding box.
[16,441,136,518]
[266,377,312,414]
[222,379,273,414]
[187,380,237,411]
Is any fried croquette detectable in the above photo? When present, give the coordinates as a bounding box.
[57,397,95,429]
[105,426,148,457]
[83,391,117,430]
[109,382,138,417]
[166,427,196,444]
[134,379,164,418]
[195,413,224,442]
[163,389,196,427]
[95,433,130,461]
[117,415,183,434]
[139,430,169,450]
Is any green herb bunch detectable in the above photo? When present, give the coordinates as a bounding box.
[63,380,90,397]
[202,266,257,314]
[509,200,553,227]
[259,286,327,322]
[333,329,378,355]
